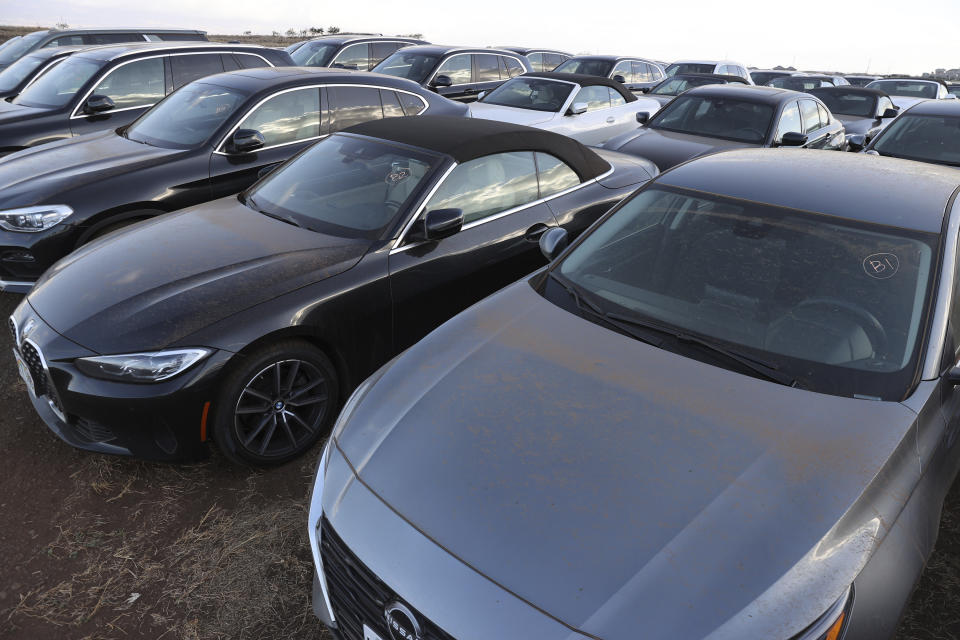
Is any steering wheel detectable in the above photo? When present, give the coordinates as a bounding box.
[791,297,887,354]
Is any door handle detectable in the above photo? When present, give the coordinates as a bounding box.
[525,223,552,242]
[606,117,616,124]
[463,88,479,95]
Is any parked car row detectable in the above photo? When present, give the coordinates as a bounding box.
[2,26,960,640]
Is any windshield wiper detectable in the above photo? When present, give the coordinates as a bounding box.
[549,273,800,388]
[243,194,303,228]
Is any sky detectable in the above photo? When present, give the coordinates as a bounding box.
[4,0,959,76]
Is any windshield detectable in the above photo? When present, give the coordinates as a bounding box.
[750,71,787,86]
[649,94,774,143]
[0,32,46,65]
[809,89,876,117]
[651,76,721,96]
[949,86,960,98]
[665,63,715,77]
[244,135,441,239]
[126,82,248,149]
[0,53,51,92]
[480,77,574,112]
[371,51,440,83]
[550,186,937,400]
[12,56,101,109]
[867,80,938,99]
[290,41,340,67]
[768,76,828,90]
[872,114,960,166]
[554,58,614,78]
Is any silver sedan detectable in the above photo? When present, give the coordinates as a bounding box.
[469,72,660,146]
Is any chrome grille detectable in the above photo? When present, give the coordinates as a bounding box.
[320,518,455,640]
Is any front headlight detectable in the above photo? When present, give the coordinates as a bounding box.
[795,586,852,640]
[75,348,212,383]
[0,205,73,232]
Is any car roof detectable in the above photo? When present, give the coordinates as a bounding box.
[522,71,637,102]
[670,59,743,65]
[684,83,799,103]
[671,73,748,84]
[658,149,957,233]
[194,67,427,93]
[73,41,273,61]
[23,44,91,59]
[900,100,960,116]
[388,45,520,57]
[342,115,611,180]
[498,47,572,56]
[35,27,205,36]
[564,55,648,63]
[297,35,426,45]
[808,86,889,99]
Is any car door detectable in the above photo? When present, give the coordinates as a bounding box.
[772,100,803,146]
[816,102,845,149]
[169,53,225,90]
[527,52,545,72]
[208,85,325,200]
[330,43,371,71]
[799,98,830,148]
[471,53,504,101]
[389,151,559,349]
[610,60,635,90]
[70,56,167,137]
[370,42,404,69]
[431,53,474,101]
[562,84,616,145]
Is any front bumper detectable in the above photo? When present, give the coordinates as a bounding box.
[0,223,82,290]
[9,300,234,461]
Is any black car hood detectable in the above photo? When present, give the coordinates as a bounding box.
[835,114,878,136]
[0,98,54,126]
[28,197,370,353]
[0,130,186,207]
[607,127,757,171]
[336,280,920,640]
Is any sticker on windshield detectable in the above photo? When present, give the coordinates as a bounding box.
[863,253,899,279]
[385,164,411,185]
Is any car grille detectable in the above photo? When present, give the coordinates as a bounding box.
[321,518,456,640]
[74,417,117,444]
[20,340,49,397]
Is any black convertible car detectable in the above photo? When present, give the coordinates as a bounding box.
[0,41,292,154]
[8,116,656,465]
[603,84,845,171]
[0,68,465,293]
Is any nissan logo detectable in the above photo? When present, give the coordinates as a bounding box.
[384,601,422,640]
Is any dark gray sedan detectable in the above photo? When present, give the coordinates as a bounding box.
[309,148,960,640]
[603,84,845,170]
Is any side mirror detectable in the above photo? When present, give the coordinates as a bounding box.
[477,90,487,100]
[412,208,463,241]
[567,101,588,116]
[779,131,808,147]
[83,94,115,115]
[846,133,867,152]
[431,74,452,88]
[636,111,650,124]
[539,227,569,261]
[879,107,899,119]
[613,74,626,84]
[228,129,265,154]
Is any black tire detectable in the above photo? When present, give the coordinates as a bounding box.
[211,340,339,467]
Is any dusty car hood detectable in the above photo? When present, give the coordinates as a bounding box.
[0,130,185,207]
[468,102,557,126]
[28,197,369,353]
[336,280,920,640]
[605,127,757,171]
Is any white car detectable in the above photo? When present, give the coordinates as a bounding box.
[665,59,754,84]
[865,78,956,111]
[468,72,661,146]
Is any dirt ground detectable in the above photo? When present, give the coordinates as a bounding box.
[0,289,958,640]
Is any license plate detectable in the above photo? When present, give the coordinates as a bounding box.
[13,349,35,397]
[363,624,385,640]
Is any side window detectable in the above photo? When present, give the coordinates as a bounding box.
[775,101,802,141]
[90,57,165,110]
[86,34,141,45]
[49,35,85,46]
[222,55,241,72]
[878,96,895,115]
[398,91,427,115]
[235,54,267,69]
[370,42,401,66]
[332,43,371,71]
[474,54,501,82]
[736,66,749,80]
[608,87,626,107]
[435,54,472,84]
[328,85,383,131]
[574,85,611,111]
[651,64,664,80]
[170,54,224,90]
[800,99,822,133]
[611,61,633,83]
[527,53,544,72]
[817,103,830,126]
[631,62,648,83]
[380,89,405,118]
[543,54,565,71]
[234,87,321,147]
[536,152,580,197]
[502,56,525,78]
[423,152,539,225]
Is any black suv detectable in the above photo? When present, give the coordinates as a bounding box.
[0,42,292,155]
[371,45,533,102]
[289,35,427,70]
[0,28,207,70]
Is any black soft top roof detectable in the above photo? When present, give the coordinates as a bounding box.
[342,115,611,180]
[521,71,637,102]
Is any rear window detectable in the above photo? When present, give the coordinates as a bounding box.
[665,63,716,77]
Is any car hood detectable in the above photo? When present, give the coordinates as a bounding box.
[468,102,557,126]
[604,127,757,171]
[834,114,877,136]
[0,130,185,207]
[887,95,928,110]
[336,280,920,640]
[0,98,53,126]
[28,198,370,353]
